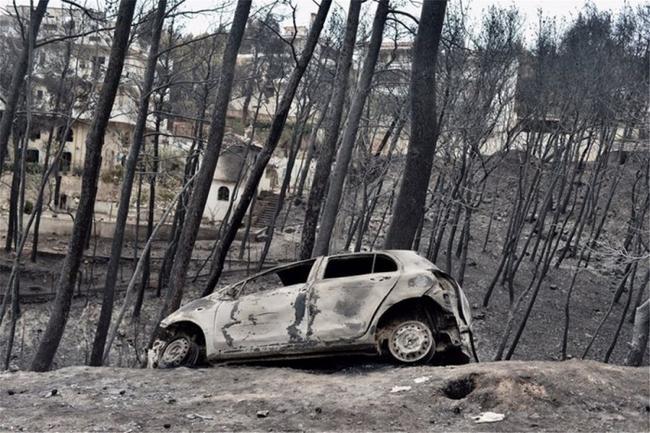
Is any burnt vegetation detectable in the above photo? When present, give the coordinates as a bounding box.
[0,0,647,373]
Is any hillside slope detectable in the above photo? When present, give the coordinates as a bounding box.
[1,360,648,432]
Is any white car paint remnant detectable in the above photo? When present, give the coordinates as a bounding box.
[413,376,430,384]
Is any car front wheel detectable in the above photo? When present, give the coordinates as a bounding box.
[386,319,435,364]
[158,333,200,368]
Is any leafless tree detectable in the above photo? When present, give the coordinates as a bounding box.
[312,0,389,256]
[157,0,252,317]
[89,0,168,367]
[384,0,447,249]
[30,0,138,372]
[201,0,333,296]
[299,0,362,259]
[0,0,48,172]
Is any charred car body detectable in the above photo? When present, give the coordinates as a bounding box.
[151,250,477,368]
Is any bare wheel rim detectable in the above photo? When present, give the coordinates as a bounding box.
[388,321,434,363]
[161,337,191,367]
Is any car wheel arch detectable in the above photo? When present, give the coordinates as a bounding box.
[165,320,206,349]
[374,297,447,349]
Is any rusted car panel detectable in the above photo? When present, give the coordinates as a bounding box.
[154,250,477,366]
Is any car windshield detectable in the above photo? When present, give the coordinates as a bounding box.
[234,259,316,297]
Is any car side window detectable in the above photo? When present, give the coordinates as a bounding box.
[239,260,315,297]
[323,254,397,279]
[373,254,398,272]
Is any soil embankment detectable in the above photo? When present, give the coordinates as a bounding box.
[1,360,648,432]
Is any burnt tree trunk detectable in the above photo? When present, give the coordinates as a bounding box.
[312,0,389,256]
[157,87,210,294]
[88,0,168,367]
[202,0,332,296]
[30,0,137,372]
[5,133,23,252]
[0,0,49,172]
[299,0,362,259]
[257,102,312,269]
[384,0,447,249]
[160,0,253,314]
[135,97,162,319]
[31,39,73,262]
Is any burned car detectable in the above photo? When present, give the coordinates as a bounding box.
[151,250,477,368]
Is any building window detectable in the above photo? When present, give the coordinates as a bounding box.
[57,126,73,143]
[218,186,230,201]
[60,151,72,173]
[58,193,68,209]
[29,127,41,140]
[25,149,39,163]
[92,56,105,79]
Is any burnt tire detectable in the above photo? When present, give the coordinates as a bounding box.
[158,332,200,368]
[384,318,435,365]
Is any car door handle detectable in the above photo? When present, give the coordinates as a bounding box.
[370,276,390,282]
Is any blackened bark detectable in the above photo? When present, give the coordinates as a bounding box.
[0,0,49,172]
[202,0,332,295]
[5,133,22,252]
[29,0,137,372]
[384,0,447,249]
[313,0,389,256]
[31,40,73,262]
[157,88,209,294]
[88,0,167,367]
[298,0,362,259]
[257,103,311,270]
[161,0,252,314]
[135,100,162,318]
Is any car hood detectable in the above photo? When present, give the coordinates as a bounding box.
[160,296,219,328]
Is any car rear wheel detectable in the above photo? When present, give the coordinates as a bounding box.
[158,333,200,368]
[386,319,435,364]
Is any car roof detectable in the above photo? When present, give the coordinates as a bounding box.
[318,250,440,271]
[244,250,438,281]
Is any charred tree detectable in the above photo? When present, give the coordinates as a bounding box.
[159,0,252,315]
[385,0,447,249]
[202,0,333,296]
[298,0,361,259]
[0,0,49,172]
[30,0,137,372]
[312,0,389,256]
[88,0,168,367]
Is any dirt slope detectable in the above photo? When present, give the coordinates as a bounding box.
[1,360,648,432]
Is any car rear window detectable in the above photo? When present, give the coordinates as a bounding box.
[323,254,397,279]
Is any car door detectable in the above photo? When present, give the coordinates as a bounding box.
[307,253,399,343]
[213,260,316,357]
